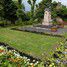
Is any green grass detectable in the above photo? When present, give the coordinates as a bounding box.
[63,26,67,38]
[0,27,62,59]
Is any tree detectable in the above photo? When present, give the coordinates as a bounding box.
[35,0,52,21]
[16,6,25,21]
[0,0,4,20]
[3,0,18,24]
[51,1,67,19]
[28,0,37,21]
[16,0,25,22]
[51,1,58,18]
[57,5,67,21]
[18,0,22,5]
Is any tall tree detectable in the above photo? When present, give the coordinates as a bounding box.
[3,0,18,24]
[28,0,37,20]
[51,1,67,19]
[16,0,25,22]
[35,0,52,21]
[18,0,22,5]
[0,0,4,20]
[51,1,58,18]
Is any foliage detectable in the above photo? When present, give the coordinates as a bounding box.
[0,0,4,20]
[52,21,58,25]
[35,0,52,22]
[3,0,18,24]
[16,5,25,21]
[0,45,39,67]
[28,0,37,21]
[16,0,27,25]
[25,12,31,21]
[57,6,67,20]
[18,0,22,5]
[0,27,62,60]
[43,41,66,67]
[51,1,58,18]
[52,1,67,19]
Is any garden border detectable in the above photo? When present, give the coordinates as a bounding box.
[0,42,41,62]
[11,28,64,38]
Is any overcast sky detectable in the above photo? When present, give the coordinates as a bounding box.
[22,0,67,11]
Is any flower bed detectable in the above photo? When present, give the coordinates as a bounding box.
[0,43,40,67]
[51,27,57,32]
[0,42,66,67]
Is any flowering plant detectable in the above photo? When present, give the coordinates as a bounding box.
[0,45,39,67]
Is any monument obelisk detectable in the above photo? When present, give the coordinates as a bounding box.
[42,8,51,26]
[42,0,52,26]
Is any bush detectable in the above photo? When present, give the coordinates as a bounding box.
[52,21,58,25]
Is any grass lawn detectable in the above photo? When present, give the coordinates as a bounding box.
[64,26,67,38]
[0,27,62,59]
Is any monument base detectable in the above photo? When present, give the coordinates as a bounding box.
[33,24,53,28]
[16,25,64,37]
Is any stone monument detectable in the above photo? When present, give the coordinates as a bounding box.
[42,8,52,26]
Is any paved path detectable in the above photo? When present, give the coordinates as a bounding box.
[19,26,67,36]
[58,28,67,33]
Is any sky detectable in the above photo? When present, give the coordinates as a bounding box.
[22,0,67,11]
[22,0,42,11]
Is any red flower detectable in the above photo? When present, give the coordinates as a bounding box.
[0,50,4,53]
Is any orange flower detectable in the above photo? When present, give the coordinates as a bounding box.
[32,64,34,67]
[18,64,21,67]
[0,50,4,53]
